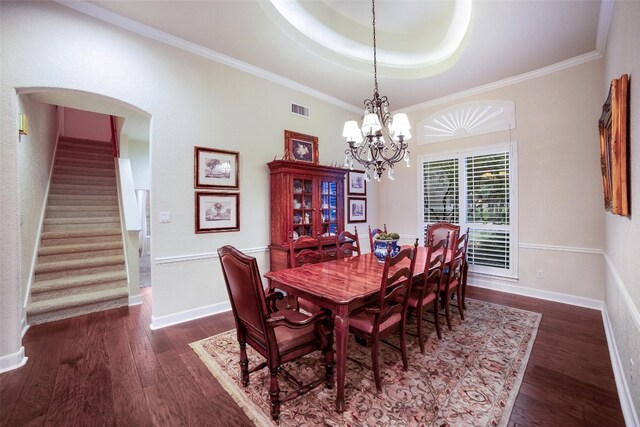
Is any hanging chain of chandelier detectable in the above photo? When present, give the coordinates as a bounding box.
[342,0,411,182]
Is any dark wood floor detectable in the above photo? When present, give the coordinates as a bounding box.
[0,286,625,426]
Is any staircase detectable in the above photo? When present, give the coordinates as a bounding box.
[27,137,129,325]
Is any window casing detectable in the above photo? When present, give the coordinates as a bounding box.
[418,143,517,278]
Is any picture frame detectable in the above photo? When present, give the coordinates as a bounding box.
[194,146,239,190]
[348,197,367,223]
[347,170,367,195]
[284,130,319,164]
[195,192,240,233]
[598,74,629,216]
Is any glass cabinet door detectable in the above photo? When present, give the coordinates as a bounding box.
[292,178,314,239]
[320,179,338,237]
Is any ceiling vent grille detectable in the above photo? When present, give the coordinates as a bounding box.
[291,103,310,118]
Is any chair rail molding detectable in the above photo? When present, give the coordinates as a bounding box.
[417,100,515,145]
[154,246,269,265]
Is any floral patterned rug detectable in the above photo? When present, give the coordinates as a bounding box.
[190,299,541,427]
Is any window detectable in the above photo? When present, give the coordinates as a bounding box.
[419,144,517,278]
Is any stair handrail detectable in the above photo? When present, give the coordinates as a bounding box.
[110,115,119,158]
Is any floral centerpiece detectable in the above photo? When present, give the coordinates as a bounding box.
[372,232,401,262]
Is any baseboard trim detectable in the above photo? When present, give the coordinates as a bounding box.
[469,278,604,310]
[129,294,142,306]
[0,346,28,374]
[154,246,268,265]
[150,300,231,330]
[601,306,640,427]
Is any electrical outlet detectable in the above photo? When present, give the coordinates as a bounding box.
[536,269,544,279]
[159,212,172,223]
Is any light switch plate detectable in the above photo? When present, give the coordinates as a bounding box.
[159,212,171,223]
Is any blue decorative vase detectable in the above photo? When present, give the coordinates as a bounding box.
[373,239,400,262]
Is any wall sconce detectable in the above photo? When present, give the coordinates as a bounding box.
[19,113,28,136]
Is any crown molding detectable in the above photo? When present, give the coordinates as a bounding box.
[403,51,603,113]
[596,0,615,54]
[54,1,361,114]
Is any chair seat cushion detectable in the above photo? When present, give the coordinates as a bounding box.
[272,309,319,353]
[349,309,402,335]
[406,288,437,308]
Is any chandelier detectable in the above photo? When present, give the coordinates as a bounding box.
[342,0,411,182]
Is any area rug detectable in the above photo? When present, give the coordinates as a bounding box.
[190,299,541,427]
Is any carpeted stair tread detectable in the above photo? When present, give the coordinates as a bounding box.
[46,205,119,212]
[47,195,118,206]
[55,149,114,161]
[41,228,121,240]
[44,223,121,232]
[32,271,127,294]
[47,196,118,204]
[54,165,116,177]
[55,160,114,172]
[38,241,123,256]
[35,255,125,274]
[50,183,118,192]
[44,217,120,226]
[57,139,113,153]
[53,174,116,185]
[27,286,129,317]
[45,209,120,219]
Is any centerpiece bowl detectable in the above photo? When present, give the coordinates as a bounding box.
[372,232,401,262]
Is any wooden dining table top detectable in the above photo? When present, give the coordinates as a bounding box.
[264,246,431,305]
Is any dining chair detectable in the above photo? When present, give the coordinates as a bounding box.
[425,222,459,249]
[289,235,323,267]
[455,229,470,310]
[217,245,334,421]
[440,237,467,330]
[335,227,361,258]
[368,224,388,253]
[349,239,418,392]
[405,233,449,352]
[289,235,324,312]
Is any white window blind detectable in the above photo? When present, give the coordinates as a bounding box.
[419,145,516,278]
[465,152,511,271]
[422,159,459,224]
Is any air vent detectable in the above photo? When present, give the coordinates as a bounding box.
[291,103,310,118]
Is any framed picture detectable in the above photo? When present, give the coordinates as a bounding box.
[348,170,367,195]
[348,197,367,223]
[598,74,629,216]
[195,192,240,233]
[194,146,239,190]
[284,130,319,164]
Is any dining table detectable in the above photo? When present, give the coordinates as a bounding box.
[264,246,431,413]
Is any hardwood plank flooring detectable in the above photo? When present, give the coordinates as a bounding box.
[0,286,625,426]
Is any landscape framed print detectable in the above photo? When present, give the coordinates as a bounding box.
[194,146,239,190]
[348,170,366,195]
[348,197,367,223]
[195,192,240,233]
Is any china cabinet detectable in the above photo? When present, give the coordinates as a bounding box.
[268,160,347,271]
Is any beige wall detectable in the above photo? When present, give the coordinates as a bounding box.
[128,139,150,190]
[602,0,640,413]
[17,96,59,306]
[378,59,606,300]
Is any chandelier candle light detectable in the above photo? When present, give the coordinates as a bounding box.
[342,0,411,182]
